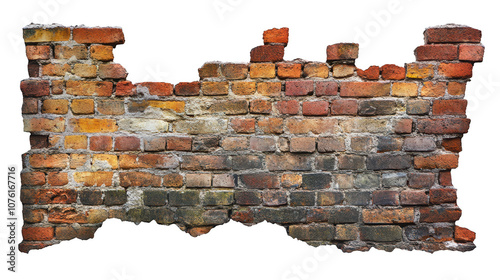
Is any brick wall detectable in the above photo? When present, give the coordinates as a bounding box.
[19,23,482,253]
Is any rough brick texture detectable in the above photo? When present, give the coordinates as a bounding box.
[20,24,482,253]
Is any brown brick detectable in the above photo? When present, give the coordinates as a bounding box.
[331,99,357,115]
[276,100,300,115]
[41,63,71,76]
[433,100,467,115]
[21,79,50,97]
[175,82,200,96]
[22,98,38,114]
[90,136,113,151]
[250,45,284,62]
[249,63,276,78]
[249,137,276,152]
[209,100,248,115]
[166,136,192,151]
[29,135,49,149]
[266,154,312,171]
[303,101,329,116]
[448,82,466,96]
[222,137,248,151]
[257,82,281,96]
[285,80,314,96]
[26,45,51,60]
[70,154,89,169]
[407,100,430,115]
[185,173,212,188]
[23,209,46,223]
[119,172,162,187]
[401,190,429,205]
[114,136,140,151]
[421,81,446,97]
[315,81,338,96]
[231,81,256,95]
[30,154,68,169]
[439,171,453,186]
[287,118,339,134]
[163,174,184,187]
[90,45,114,61]
[340,82,390,97]
[317,137,345,152]
[327,43,359,60]
[41,99,68,114]
[419,207,461,223]
[442,138,462,153]
[240,173,279,189]
[221,63,248,80]
[21,171,45,186]
[257,118,284,134]
[181,155,230,170]
[393,119,413,134]
[362,208,414,224]
[46,172,69,186]
[96,100,125,115]
[417,118,470,134]
[304,63,329,78]
[290,137,316,153]
[198,63,220,79]
[250,99,272,114]
[408,172,435,188]
[98,63,128,79]
[424,26,481,43]
[430,188,457,204]
[73,27,125,44]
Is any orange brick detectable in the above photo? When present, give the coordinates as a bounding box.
[421,81,446,97]
[22,227,54,241]
[448,82,466,96]
[340,82,390,97]
[414,154,459,169]
[51,80,64,95]
[392,82,418,97]
[357,66,380,80]
[29,154,69,169]
[41,99,68,114]
[21,171,46,186]
[73,64,97,78]
[64,135,88,149]
[231,118,255,133]
[66,80,113,96]
[70,118,117,133]
[257,118,284,134]
[304,63,329,78]
[92,154,118,169]
[438,62,473,79]
[73,27,125,44]
[455,226,476,243]
[249,63,276,79]
[148,101,185,113]
[136,82,173,96]
[277,63,301,79]
[71,99,95,115]
[263,27,289,45]
[201,82,229,96]
[116,81,136,96]
[89,45,114,61]
[406,63,434,79]
[47,172,69,186]
[41,63,71,76]
[232,81,256,95]
[381,64,405,80]
[73,171,113,187]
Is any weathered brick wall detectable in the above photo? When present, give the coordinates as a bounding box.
[19,23,483,253]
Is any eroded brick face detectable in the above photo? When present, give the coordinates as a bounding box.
[20,23,481,253]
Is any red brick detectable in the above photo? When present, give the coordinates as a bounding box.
[22,227,54,241]
[381,64,405,80]
[414,154,459,169]
[257,118,284,134]
[221,63,248,80]
[448,82,466,96]
[250,45,284,62]
[166,136,192,151]
[175,82,200,96]
[21,171,45,186]
[419,207,461,223]
[327,43,359,60]
[285,80,314,96]
[459,44,484,62]
[26,45,51,60]
[315,81,338,96]
[442,138,462,153]
[47,172,68,186]
[424,26,481,43]
[90,136,113,151]
[98,63,127,79]
[114,136,140,151]
[439,171,453,186]
[455,226,476,243]
[417,118,470,134]
[357,66,379,80]
[438,62,473,79]
[21,79,50,97]
[276,100,300,115]
[35,189,76,204]
[331,100,357,115]
[340,82,390,97]
[136,82,173,96]
[250,99,272,114]
[48,207,88,224]
[116,81,136,96]
[231,118,255,133]
[430,188,457,204]
[433,100,467,115]
[290,137,316,153]
[73,27,125,44]
[263,27,289,46]
[303,101,329,116]
[421,81,446,97]
[415,44,458,61]
[277,63,301,79]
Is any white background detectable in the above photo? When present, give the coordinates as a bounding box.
[0,0,499,279]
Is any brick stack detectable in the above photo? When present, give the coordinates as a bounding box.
[20,23,481,253]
